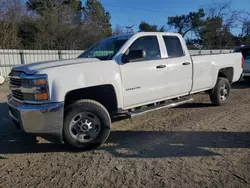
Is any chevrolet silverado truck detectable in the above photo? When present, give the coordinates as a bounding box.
[7,32,243,149]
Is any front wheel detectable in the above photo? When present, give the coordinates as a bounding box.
[209,77,231,106]
[63,99,111,150]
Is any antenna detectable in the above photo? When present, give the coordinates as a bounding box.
[124,25,135,34]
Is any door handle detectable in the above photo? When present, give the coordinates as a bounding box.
[182,62,191,65]
[156,65,166,69]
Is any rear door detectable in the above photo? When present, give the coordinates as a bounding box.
[161,35,193,97]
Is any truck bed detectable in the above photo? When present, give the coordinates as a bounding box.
[190,52,243,94]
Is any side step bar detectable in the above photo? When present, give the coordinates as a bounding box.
[128,97,194,118]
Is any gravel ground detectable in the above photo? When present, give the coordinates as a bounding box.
[0,82,249,188]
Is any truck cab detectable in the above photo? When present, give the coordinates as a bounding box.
[112,32,193,109]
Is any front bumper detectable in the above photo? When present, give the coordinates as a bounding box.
[7,96,64,135]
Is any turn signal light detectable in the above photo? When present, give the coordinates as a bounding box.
[35,93,49,100]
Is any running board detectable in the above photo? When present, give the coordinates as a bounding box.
[128,97,194,118]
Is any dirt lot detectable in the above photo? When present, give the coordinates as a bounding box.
[0,82,249,188]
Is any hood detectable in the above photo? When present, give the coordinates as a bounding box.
[12,58,100,75]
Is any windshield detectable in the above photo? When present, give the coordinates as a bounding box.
[78,36,129,60]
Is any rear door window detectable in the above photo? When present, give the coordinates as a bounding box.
[163,36,184,57]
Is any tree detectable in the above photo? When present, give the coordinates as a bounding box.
[206,1,241,30]
[0,0,23,49]
[112,24,125,35]
[18,17,38,49]
[239,20,250,45]
[167,9,205,37]
[237,12,250,45]
[26,0,82,13]
[24,0,112,49]
[242,20,250,37]
[83,0,112,38]
[0,0,113,50]
[34,3,86,50]
[200,1,243,48]
[26,0,53,14]
[26,0,82,23]
[199,17,234,49]
[139,21,164,32]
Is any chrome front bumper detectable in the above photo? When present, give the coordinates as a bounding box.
[7,96,64,135]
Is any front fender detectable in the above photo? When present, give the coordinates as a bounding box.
[37,61,123,108]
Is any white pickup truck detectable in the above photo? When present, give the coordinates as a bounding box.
[7,32,243,149]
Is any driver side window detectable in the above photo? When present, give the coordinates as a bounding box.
[128,36,161,61]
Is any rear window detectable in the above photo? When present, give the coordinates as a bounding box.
[163,36,184,57]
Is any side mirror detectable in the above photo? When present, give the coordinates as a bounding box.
[122,50,146,63]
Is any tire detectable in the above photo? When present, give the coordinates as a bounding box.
[209,77,231,106]
[63,99,111,150]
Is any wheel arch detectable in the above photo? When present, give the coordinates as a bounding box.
[218,67,234,83]
[64,84,118,114]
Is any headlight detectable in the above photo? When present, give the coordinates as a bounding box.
[21,78,47,86]
[9,73,50,104]
[34,78,47,86]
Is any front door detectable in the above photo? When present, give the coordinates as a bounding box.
[119,35,168,109]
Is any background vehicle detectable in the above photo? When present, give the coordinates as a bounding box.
[234,45,250,79]
[7,32,243,150]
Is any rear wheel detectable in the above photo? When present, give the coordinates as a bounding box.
[63,100,111,150]
[209,77,231,106]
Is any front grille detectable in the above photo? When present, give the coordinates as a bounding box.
[9,71,23,101]
[12,90,24,101]
[10,77,21,86]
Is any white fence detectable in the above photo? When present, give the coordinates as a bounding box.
[0,49,233,78]
[0,49,83,78]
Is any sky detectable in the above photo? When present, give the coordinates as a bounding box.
[100,0,250,36]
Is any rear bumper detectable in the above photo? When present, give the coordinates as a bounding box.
[239,73,245,81]
[7,96,64,136]
[243,72,250,77]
